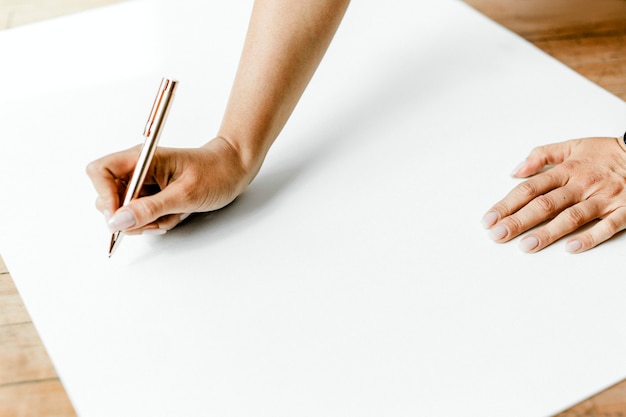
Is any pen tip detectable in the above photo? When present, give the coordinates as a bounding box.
[108,232,119,258]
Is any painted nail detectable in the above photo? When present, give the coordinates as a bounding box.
[566,240,583,253]
[481,211,499,228]
[142,228,167,236]
[489,224,508,241]
[519,236,539,252]
[108,209,136,231]
[511,160,527,177]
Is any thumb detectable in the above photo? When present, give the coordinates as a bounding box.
[107,185,187,232]
[512,140,576,178]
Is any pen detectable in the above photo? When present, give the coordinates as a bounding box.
[109,77,178,257]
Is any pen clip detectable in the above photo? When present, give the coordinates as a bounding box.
[144,78,177,137]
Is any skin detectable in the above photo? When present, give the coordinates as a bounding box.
[483,137,626,253]
[87,0,351,235]
[88,1,626,253]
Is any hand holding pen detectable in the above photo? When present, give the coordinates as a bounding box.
[86,83,255,256]
[85,0,351,255]
[87,0,626,255]
[107,78,178,257]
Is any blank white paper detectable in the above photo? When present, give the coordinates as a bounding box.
[1,1,625,416]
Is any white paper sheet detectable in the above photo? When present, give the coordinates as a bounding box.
[1,1,625,416]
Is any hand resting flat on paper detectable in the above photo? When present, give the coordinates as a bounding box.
[483,137,626,253]
[86,137,253,235]
[86,0,626,255]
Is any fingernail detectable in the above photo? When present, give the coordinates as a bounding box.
[481,211,499,228]
[180,213,191,222]
[511,160,527,177]
[566,240,583,253]
[519,236,539,252]
[108,209,136,231]
[103,209,112,222]
[489,224,508,241]
[142,228,167,236]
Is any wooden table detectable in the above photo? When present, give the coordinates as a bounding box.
[1,0,625,415]
[466,0,626,102]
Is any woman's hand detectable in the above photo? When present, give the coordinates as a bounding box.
[483,137,626,253]
[87,0,350,236]
[87,137,251,235]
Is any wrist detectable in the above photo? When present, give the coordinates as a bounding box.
[204,134,267,184]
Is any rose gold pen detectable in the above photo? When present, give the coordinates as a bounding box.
[109,77,178,257]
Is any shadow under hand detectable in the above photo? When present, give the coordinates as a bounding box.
[155,18,498,250]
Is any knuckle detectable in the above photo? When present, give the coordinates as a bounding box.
[581,172,604,189]
[605,184,624,199]
[515,181,539,199]
[603,216,621,235]
[502,215,525,235]
[560,159,581,174]
[596,182,624,199]
[491,202,512,218]
[85,159,103,178]
[563,206,587,228]
[532,195,557,214]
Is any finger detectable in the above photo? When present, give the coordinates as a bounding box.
[156,213,192,230]
[483,169,567,228]
[86,162,121,215]
[107,183,194,232]
[489,184,581,243]
[119,213,191,236]
[86,147,141,214]
[518,199,600,252]
[147,213,190,232]
[512,140,577,178]
[565,207,626,253]
[124,226,167,236]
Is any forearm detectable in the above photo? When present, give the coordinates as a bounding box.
[215,0,350,178]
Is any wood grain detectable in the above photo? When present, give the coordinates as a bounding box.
[1,0,626,415]
[0,264,77,417]
[0,323,58,386]
[464,0,626,101]
[554,378,626,417]
[0,274,30,326]
[0,379,75,417]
